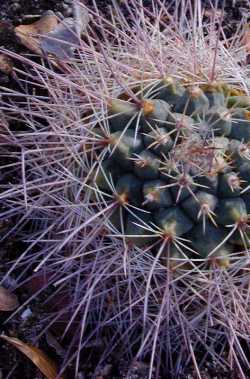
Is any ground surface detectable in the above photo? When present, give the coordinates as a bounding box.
[0,0,250,378]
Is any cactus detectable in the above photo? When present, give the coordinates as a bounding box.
[1,1,250,378]
[95,79,250,271]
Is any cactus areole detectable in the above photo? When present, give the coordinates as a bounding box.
[92,79,250,269]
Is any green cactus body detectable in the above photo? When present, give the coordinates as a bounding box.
[108,99,139,131]
[91,79,250,269]
[216,198,247,225]
[143,127,173,155]
[125,210,155,247]
[116,174,142,205]
[227,96,250,109]
[230,109,250,142]
[133,150,160,180]
[166,112,194,137]
[202,82,226,107]
[156,76,186,106]
[205,106,232,136]
[93,159,118,191]
[140,99,170,132]
[218,172,242,198]
[175,86,209,116]
[228,139,250,166]
[189,223,232,267]
[109,130,144,169]
[181,191,218,222]
[156,207,193,236]
[143,180,172,210]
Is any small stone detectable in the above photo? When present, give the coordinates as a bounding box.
[11,2,21,11]
[21,308,33,320]
[64,8,73,17]
[62,3,70,10]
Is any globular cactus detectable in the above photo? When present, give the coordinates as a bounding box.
[94,79,250,269]
[1,1,250,378]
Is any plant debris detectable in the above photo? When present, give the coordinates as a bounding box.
[0,335,64,379]
[14,5,90,60]
[40,5,90,59]
[14,11,59,56]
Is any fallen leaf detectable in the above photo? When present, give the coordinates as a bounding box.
[14,5,90,60]
[0,53,14,75]
[0,335,64,379]
[0,286,19,311]
[40,18,79,59]
[40,4,90,59]
[14,11,59,56]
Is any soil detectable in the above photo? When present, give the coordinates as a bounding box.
[0,0,250,378]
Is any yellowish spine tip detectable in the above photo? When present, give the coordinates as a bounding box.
[142,100,155,116]
[189,86,203,98]
[227,86,246,97]
[201,81,223,93]
[215,257,230,269]
[116,193,128,205]
[245,110,250,121]
[163,76,174,86]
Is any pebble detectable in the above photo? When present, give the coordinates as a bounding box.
[11,2,21,11]
[64,8,73,17]
[62,3,70,10]
[60,2,73,17]
[21,308,33,320]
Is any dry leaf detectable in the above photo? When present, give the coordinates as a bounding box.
[14,11,59,56]
[0,335,64,379]
[40,18,79,59]
[0,286,19,311]
[14,5,89,60]
[0,54,13,75]
[40,4,90,59]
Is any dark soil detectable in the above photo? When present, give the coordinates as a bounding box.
[0,0,250,378]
